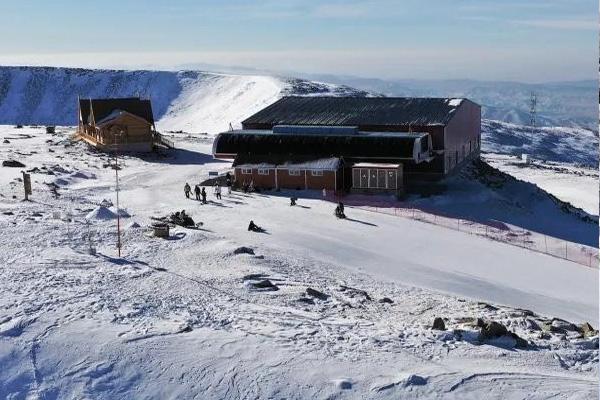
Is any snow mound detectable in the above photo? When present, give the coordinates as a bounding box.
[85,206,117,220]
[110,207,131,218]
[126,221,141,229]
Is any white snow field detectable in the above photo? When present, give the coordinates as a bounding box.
[0,126,597,399]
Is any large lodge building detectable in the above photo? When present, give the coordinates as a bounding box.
[213,96,481,195]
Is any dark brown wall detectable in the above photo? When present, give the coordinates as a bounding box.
[276,170,306,189]
[444,100,481,174]
[235,168,338,191]
[234,168,276,189]
[306,171,336,190]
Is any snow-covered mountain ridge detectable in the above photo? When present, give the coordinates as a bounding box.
[0,66,370,133]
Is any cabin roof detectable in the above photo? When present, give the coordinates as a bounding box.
[79,97,155,125]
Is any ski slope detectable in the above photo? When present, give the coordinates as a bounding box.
[0,126,597,399]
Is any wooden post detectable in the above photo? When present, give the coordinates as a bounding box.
[22,172,31,200]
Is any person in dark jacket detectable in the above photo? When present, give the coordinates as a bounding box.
[184,183,191,199]
[194,185,201,201]
[248,220,264,232]
[201,187,207,204]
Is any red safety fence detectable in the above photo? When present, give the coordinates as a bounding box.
[352,204,598,269]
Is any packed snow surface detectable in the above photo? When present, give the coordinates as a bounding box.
[0,126,597,399]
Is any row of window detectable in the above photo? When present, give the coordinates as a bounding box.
[241,168,324,176]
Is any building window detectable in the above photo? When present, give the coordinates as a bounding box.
[258,169,269,175]
[311,170,323,176]
[288,169,301,176]
[241,168,252,174]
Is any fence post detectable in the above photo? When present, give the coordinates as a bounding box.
[565,242,567,259]
[457,219,460,231]
[544,235,548,253]
[412,208,415,219]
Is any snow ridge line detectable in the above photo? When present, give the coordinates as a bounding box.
[351,205,598,269]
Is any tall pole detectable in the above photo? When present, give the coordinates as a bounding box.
[114,129,122,258]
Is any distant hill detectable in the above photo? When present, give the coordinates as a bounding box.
[0,66,370,133]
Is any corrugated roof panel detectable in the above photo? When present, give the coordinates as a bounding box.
[242,96,467,128]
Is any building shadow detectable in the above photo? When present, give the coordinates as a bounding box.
[141,148,223,166]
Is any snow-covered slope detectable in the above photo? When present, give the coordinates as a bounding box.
[0,66,370,134]
[482,120,598,166]
[0,126,597,399]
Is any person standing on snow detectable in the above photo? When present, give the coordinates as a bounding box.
[194,184,201,201]
[226,173,233,195]
[201,187,207,204]
[214,184,222,200]
[184,183,191,199]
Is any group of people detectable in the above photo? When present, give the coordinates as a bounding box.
[184,183,208,203]
[182,172,347,235]
[241,179,255,193]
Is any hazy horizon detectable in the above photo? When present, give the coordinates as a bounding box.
[0,0,597,83]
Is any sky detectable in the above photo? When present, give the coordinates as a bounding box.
[0,0,597,82]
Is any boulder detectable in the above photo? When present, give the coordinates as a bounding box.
[579,322,598,338]
[2,160,25,168]
[232,246,255,255]
[251,280,279,291]
[306,287,329,300]
[379,297,394,304]
[479,321,508,340]
[339,285,371,300]
[432,317,446,330]
[550,318,578,333]
[3,139,9,144]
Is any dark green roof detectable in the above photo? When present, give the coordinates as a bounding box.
[242,96,471,128]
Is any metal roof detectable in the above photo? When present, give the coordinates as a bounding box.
[242,96,468,128]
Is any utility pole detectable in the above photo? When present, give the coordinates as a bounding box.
[113,129,123,258]
[529,92,537,132]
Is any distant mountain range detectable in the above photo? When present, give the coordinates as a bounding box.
[293,73,597,131]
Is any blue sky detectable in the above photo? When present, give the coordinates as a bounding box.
[0,0,596,82]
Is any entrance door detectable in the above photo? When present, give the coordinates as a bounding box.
[377,170,386,188]
[369,169,378,188]
[387,170,397,189]
[352,168,360,188]
[360,169,369,188]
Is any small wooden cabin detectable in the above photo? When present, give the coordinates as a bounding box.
[77,97,157,152]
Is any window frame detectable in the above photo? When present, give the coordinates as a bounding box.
[311,169,324,177]
[241,168,252,175]
[288,169,301,176]
[257,168,270,175]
